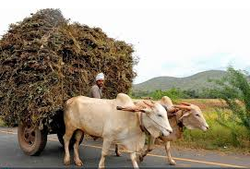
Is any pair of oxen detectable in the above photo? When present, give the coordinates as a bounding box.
[63,93,209,168]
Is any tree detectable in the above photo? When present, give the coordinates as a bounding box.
[211,66,250,141]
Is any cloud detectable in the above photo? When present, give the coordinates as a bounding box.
[131,8,250,83]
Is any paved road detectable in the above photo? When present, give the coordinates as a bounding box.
[0,127,249,168]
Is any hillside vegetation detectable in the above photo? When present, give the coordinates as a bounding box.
[133,70,226,92]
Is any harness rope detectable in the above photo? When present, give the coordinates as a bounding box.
[137,111,151,135]
[165,107,187,132]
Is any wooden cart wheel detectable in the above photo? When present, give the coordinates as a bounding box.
[57,129,84,148]
[18,123,47,156]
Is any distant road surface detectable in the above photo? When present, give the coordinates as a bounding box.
[0,127,249,168]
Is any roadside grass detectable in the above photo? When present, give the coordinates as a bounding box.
[171,99,250,154]
[0,116,5,127]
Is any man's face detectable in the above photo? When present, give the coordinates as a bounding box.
[96,80,104,88]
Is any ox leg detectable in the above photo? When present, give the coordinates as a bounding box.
[63,128,74,165]
[73,130,84,166]
[165,141,176,165]
[115,144,121,157]
[98,139,112,169]
[138,136,155,162]
[130,152,139,168]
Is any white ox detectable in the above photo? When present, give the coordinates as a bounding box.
[63,93,173,168]
[137,96,209,165]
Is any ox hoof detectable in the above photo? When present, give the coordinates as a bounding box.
[75,159,83,166]
[64,159,70,166]
[115,152,122,157]
[169,159,176,165]
[138,155,144,162]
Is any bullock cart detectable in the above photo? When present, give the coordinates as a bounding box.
[0,9,135,156]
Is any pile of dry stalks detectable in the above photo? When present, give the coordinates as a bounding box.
[0,9,137,129]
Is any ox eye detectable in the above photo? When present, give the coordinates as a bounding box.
[196,114,200,117]
[158,114,163,118]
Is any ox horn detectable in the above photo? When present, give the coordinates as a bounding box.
[116,106,137,112]
[180,102,191,106]
[173,104,191,110]
[143,100,155,108]
[116,105,147,113]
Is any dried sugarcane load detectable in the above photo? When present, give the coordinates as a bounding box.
[0,8,137,155]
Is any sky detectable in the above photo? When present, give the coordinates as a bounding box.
[1,0,250,84]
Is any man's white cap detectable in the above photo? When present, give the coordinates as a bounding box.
[96,72,105,81]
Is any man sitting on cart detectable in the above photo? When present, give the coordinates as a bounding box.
[89,72,105,99]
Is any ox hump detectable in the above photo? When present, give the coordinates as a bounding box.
[161,96,173,106]
[115,93,133,105]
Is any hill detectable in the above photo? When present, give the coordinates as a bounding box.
[133,70,227,92]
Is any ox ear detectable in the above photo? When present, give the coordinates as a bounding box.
[179,111,192,121]
[173,105,191,110]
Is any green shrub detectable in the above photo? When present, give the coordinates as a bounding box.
[148,88,186,101]
[0,117,5,127]
[209,67,250,141]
